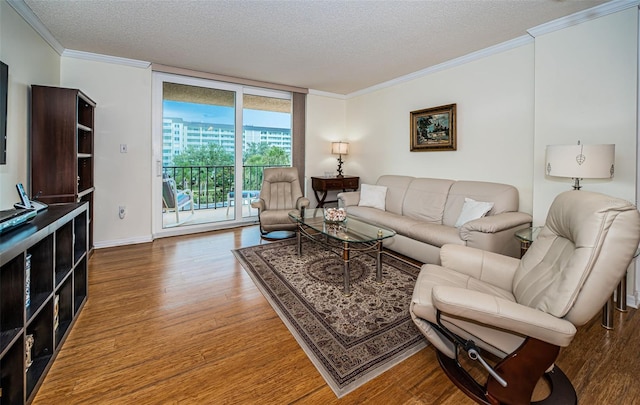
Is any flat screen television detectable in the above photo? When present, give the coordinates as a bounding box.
[0,60,7,165]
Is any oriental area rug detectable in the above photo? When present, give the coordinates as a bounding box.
[232,239,427,397]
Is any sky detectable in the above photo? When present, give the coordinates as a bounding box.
[163,101,291,129]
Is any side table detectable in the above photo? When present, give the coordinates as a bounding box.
[601,248,638,329]
[311,176,359,208]
[514,226,541,258]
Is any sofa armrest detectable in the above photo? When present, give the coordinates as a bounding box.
[459,211,532,236]
[337,191,360,208]
[432,286,577,347]
[438,245,520,291]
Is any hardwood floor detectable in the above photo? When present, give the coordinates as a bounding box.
[33,226,640,404]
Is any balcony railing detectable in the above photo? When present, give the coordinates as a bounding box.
[162,165,288,210]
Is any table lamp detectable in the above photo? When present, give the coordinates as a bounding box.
[331,141,349,178]
[545,141,615,190]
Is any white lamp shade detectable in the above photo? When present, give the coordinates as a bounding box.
[546,144,615,179]
[331,141,349,155]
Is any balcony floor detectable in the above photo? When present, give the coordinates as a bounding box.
[163,203,258,228]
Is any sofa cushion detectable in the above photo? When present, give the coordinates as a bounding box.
[358,184,387,211]
[443,181,520,227]
[405,222,465,248]
[345,206,420,233]
[455,198,494,227]
[402,178,455,224]
[375,175,414,215]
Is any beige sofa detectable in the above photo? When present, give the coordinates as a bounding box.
[337,175,532,264]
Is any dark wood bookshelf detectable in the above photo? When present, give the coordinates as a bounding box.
[30,85,96,253]
[0,203,88,404]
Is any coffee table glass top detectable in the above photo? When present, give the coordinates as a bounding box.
[288,208,395,243]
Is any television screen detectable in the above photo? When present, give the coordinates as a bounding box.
[0,60,7,165]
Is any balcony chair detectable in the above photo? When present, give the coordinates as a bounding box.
[251,167,310,239]
[226,189,260,215]
[162,177,194,225]
[410,190,640,405]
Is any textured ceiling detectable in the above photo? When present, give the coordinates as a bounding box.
[22,0,609,95]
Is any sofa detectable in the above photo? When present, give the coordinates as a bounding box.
[337,175,532,264]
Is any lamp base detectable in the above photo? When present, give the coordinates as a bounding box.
[336,155,344,177]
[572,178,582,190]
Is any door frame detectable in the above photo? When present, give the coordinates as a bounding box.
[151,72,293,239]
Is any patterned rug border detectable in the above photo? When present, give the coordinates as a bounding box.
[232,239,427,398]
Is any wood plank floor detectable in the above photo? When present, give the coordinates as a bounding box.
[33,226,640,404]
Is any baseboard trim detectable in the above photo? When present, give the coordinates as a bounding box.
[94,235,153,249]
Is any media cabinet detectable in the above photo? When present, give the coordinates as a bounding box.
[0,203,88,404]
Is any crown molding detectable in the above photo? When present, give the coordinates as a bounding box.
[346,35,533,99]
[8,0,150,69]
[12,0,637,98]
[62,49,151,69]
[527,0,640,37]
[308,89,347,100]
[7,0,64,55]
[342,0,639,99]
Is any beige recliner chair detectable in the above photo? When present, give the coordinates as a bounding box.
[410,190,640,404]
[251,167,310,239]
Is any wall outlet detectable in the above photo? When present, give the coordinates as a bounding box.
[118,206,126,219]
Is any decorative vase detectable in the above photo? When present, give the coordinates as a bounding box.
[324,207,346,223]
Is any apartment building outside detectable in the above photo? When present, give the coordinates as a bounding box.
[162,118,292,166]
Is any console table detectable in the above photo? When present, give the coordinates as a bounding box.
[311,176,359,208]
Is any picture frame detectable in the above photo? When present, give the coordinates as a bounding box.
[410,103,456,151]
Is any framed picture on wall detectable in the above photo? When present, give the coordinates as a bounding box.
[410,103,456,151]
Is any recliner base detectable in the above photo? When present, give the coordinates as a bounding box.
[436,349,577,405]
[259,230,296,240]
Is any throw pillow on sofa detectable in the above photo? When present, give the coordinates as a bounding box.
[455,197,494,227]
[358,184,388,211]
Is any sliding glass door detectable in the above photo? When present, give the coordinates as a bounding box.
[152,73,292,235]
[241,91,292,219]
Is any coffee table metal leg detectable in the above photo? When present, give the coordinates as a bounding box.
[343,241,351,296]
[376,241,383,284]
[296,225,302,256]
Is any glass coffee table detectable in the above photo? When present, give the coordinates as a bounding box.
[288,208,396,296]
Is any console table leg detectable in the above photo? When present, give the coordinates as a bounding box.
[343,241,351,296]
[314,190,328,208]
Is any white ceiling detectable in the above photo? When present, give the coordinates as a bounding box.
[20,0,610,95]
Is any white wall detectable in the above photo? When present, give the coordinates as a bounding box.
[0,1,59,209]
[533,8,638,222]
[343,44,535,213]
[60,58,153,246]
[305,93,346,203]
[532,7,639,303]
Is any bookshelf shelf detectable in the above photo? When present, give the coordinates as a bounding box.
[0,204,88,404]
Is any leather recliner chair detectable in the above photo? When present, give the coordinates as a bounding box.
[251,167,310,238]
[410,190,640,404]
